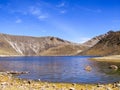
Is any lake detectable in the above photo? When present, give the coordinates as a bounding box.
[0,56,120,84]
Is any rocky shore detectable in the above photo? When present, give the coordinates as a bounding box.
[0,72,120,90]
[90,55,120,62]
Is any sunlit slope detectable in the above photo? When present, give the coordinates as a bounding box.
[0,33,88,56]
[40,44,87,56]
[0,34,19,55]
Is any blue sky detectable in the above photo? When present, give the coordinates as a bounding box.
[0,0,120,43]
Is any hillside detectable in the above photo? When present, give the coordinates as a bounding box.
[0,34,19,55]
[0,33,87,56]
[79,31,120,56]
[82,34,106,47]
[40,44,87,56]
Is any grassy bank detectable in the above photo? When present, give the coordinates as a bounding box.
[90,55,120,62]
[0,72,120,90]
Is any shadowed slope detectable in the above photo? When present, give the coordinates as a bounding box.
[80,31,120,56]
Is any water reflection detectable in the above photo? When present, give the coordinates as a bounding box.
[93,61,120,75]
[0,56,120,83]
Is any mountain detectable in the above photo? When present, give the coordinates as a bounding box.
[40,44,87,56]
[82,33,106,47]
[79,31,120,56]
[0,33,87,56]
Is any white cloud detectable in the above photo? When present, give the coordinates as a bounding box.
[38,15,48,20]
[85,8,101,13]
[10,9,28,15]
[29,6,41,16]
[57,2,65,7]
[56,2,68,14]
[60,10,66,14]
[15,19,22,23]
[78,6,102,13]
[1,2,49,21]
[29,6,48,20]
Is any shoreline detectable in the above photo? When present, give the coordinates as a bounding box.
[90,55,120,62]
[0,55,23,57]
[1,55,120,89]
[0,72,119,90]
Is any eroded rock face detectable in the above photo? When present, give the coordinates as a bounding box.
[82,34,106,47]
[0,34,71,55]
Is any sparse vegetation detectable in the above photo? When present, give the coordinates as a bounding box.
[80,31,120,56]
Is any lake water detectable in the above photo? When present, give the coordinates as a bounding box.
[0,56,120,84]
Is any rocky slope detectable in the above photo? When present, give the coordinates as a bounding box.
[82,33,106,47]
[80,31,120,56]
[0,33,87,56]
[40,44,87,56]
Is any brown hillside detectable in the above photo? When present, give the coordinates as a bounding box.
[0,34,71,56]
[79,31,120,56]
[82,34,106,47]
[0,33,87,56]
[0,34,19,55]
[40,44,87,56]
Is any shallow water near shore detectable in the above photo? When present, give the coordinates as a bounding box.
[0,56,120,84]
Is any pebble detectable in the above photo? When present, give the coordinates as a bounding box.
[52,84,56,88]
[69,87,75,90]
[72,83,76,86]
[1,82,8,86]
[27,80,31,84]
[97,83,104,87]
[38,79,41,81]
[85,65,92,71]
[105,86,112,90]
[116,83,120,88]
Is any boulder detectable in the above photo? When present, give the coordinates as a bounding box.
[85,66,92,71]
[109,65,118,70]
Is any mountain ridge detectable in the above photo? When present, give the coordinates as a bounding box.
[1,30,119,56]
[79,31,120,56]
[0,33,87,56]
[82,33,106,47]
